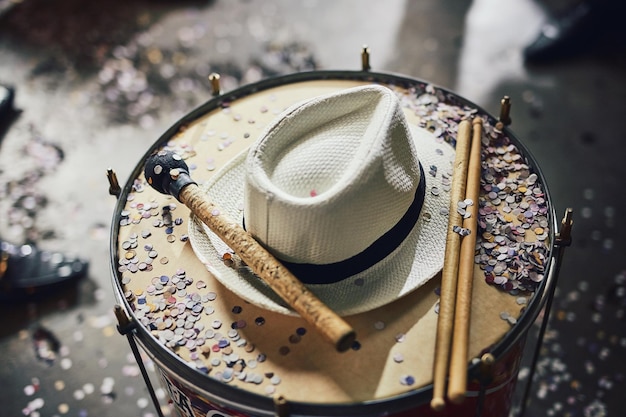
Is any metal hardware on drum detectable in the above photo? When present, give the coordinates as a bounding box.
[361,45,371,71]
[273,395,290,417]
[498,96,512,126]
[107,168,121,198]
[558,208,574,249]
[209,73,221,96]
[473,353,496,417]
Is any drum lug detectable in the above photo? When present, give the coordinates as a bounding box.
[273,394,290,417]
[478,353,495,384]
[361,45,371,71]
[473,353,495,417]
[209,73,222,96]
[555,208,573,248]
[107,168,121,198]
[498,96,512,126]
[114,304,136,335]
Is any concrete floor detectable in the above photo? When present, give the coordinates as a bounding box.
[0,0,624,416]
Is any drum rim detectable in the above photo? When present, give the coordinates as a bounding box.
[110,69,558,416]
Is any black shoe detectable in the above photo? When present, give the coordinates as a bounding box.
[523,2,603,64]
[0,241,89,301]
[0,83,16,118]
[0,83,20,142]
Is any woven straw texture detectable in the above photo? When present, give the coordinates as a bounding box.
[245,85,420,264]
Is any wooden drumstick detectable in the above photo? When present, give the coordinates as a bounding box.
[143,151,357,353]
[448,118,484,404]
[431,119,473,411]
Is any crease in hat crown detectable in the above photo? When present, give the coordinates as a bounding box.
[243,85,424,272]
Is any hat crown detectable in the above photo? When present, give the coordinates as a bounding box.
[244,85,422,269]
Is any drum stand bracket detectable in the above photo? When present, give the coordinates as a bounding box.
[517,208,573,417]
[114,305,166,417]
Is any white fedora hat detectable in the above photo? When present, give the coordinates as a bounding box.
[189,85,455,316]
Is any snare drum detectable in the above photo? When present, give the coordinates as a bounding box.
[110,71,559,417]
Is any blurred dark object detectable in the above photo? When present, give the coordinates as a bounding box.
[0,83,20,143]
[0,83,89,301]
[0,0,23,19]
[524,0,626,64]
[0,241,89,302]
[0,83,16,120]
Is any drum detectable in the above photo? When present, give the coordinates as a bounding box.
[110,70,562,417]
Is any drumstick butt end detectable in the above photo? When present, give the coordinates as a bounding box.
[430,397,445,411]
[448,389,466,405]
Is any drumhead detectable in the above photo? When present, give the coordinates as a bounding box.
[110,70,557,416]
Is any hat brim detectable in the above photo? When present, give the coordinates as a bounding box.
[188,125,455,316]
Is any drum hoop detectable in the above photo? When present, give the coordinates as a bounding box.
[110,69,558,416]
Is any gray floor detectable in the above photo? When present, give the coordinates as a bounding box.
[0,0,624,416]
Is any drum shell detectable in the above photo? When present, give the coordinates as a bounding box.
[136,333,526,417]
[110,70,558,417]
